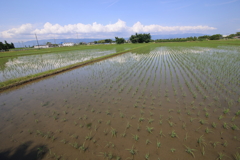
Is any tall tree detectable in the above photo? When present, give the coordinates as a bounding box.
[130,33,151,43]
[115,37,125,44]
[0,42,4,50]
[209,34,222,40]
[105,39,113,43]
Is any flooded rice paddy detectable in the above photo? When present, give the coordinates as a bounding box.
[0,45,239,160]
[0,47,130,82]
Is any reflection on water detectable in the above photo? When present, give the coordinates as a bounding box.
[0,49,117,82]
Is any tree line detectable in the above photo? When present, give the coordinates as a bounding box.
[156,32,240,43]
[114,32,240,44]
[0,41,15,51]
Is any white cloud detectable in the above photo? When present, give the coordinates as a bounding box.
[0,19,216,40]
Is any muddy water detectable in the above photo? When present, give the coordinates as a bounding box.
[0,46,239,160]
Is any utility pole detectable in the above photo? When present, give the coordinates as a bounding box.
[35,33,40,49]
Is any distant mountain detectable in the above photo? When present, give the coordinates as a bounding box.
[14,38,104,48]
[14,33,209,48]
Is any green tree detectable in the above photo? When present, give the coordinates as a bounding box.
[115,37,125,44]
[98,40,105,43]
[130,33,151,43]
[10,42,15,49]
[198,35,210,40]
[236,32,240,36]
[209,34,222,40]
[4,41,10,50]
[0,42,4,50]
[105,39,113,43]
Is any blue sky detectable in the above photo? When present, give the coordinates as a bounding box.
[1,0,240,42]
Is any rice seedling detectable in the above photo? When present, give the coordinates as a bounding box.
[234,152,240,160]
[110,127,117,137]
[205,112,209,118]
[210,141,220,148]
[121,131,126,137]
[106,120,111,125]
[205,127,213,134]
[146,126,154,133]
[218,115,223,120]
[184,132,189,141]
[222,140,228,147]
[159,130,166,137]
[168,121,174,127]
[146,139,151,145]
[223,122,229,129]
[126,122,131,129]
[231,124,239,130]
[182,122,186,129]
[170,148,176,153]
[202,147,205,156]
[212,122,217,128]
[60,139,66,144]
[232,116,236,122]
[126,145,137,155]
[139,117,145,122]
[145,153,150,160]
[132,134,139,141]
[148,118,154,124]
[105,110,110,115]
[184,145,196,158]
[86,122,92,129]
[83,115,88,120]
[103,129,108,135]
[197,135,207,147]
[28,129,33,135]
[199,119,207,125]
[119,112,124,118]
[85,131,92,140]
[236,110,240,116]
[149,111,154,116]
[223,108,230,114]
[78,142,87,152]
[159,120,163,125]
[69,142,79,149]
[190,117,197,123]
[70,134,78,139]
[99,152,108,159]
[216,152,229,160]
[98,119,102,124]
[137,124,141,131]
[157,139,161,148]
[37,146,46,158]
[170,130,178,138]
[177,110,181,114]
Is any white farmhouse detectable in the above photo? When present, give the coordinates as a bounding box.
[34,45,49,49]
[62,42,75,46]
